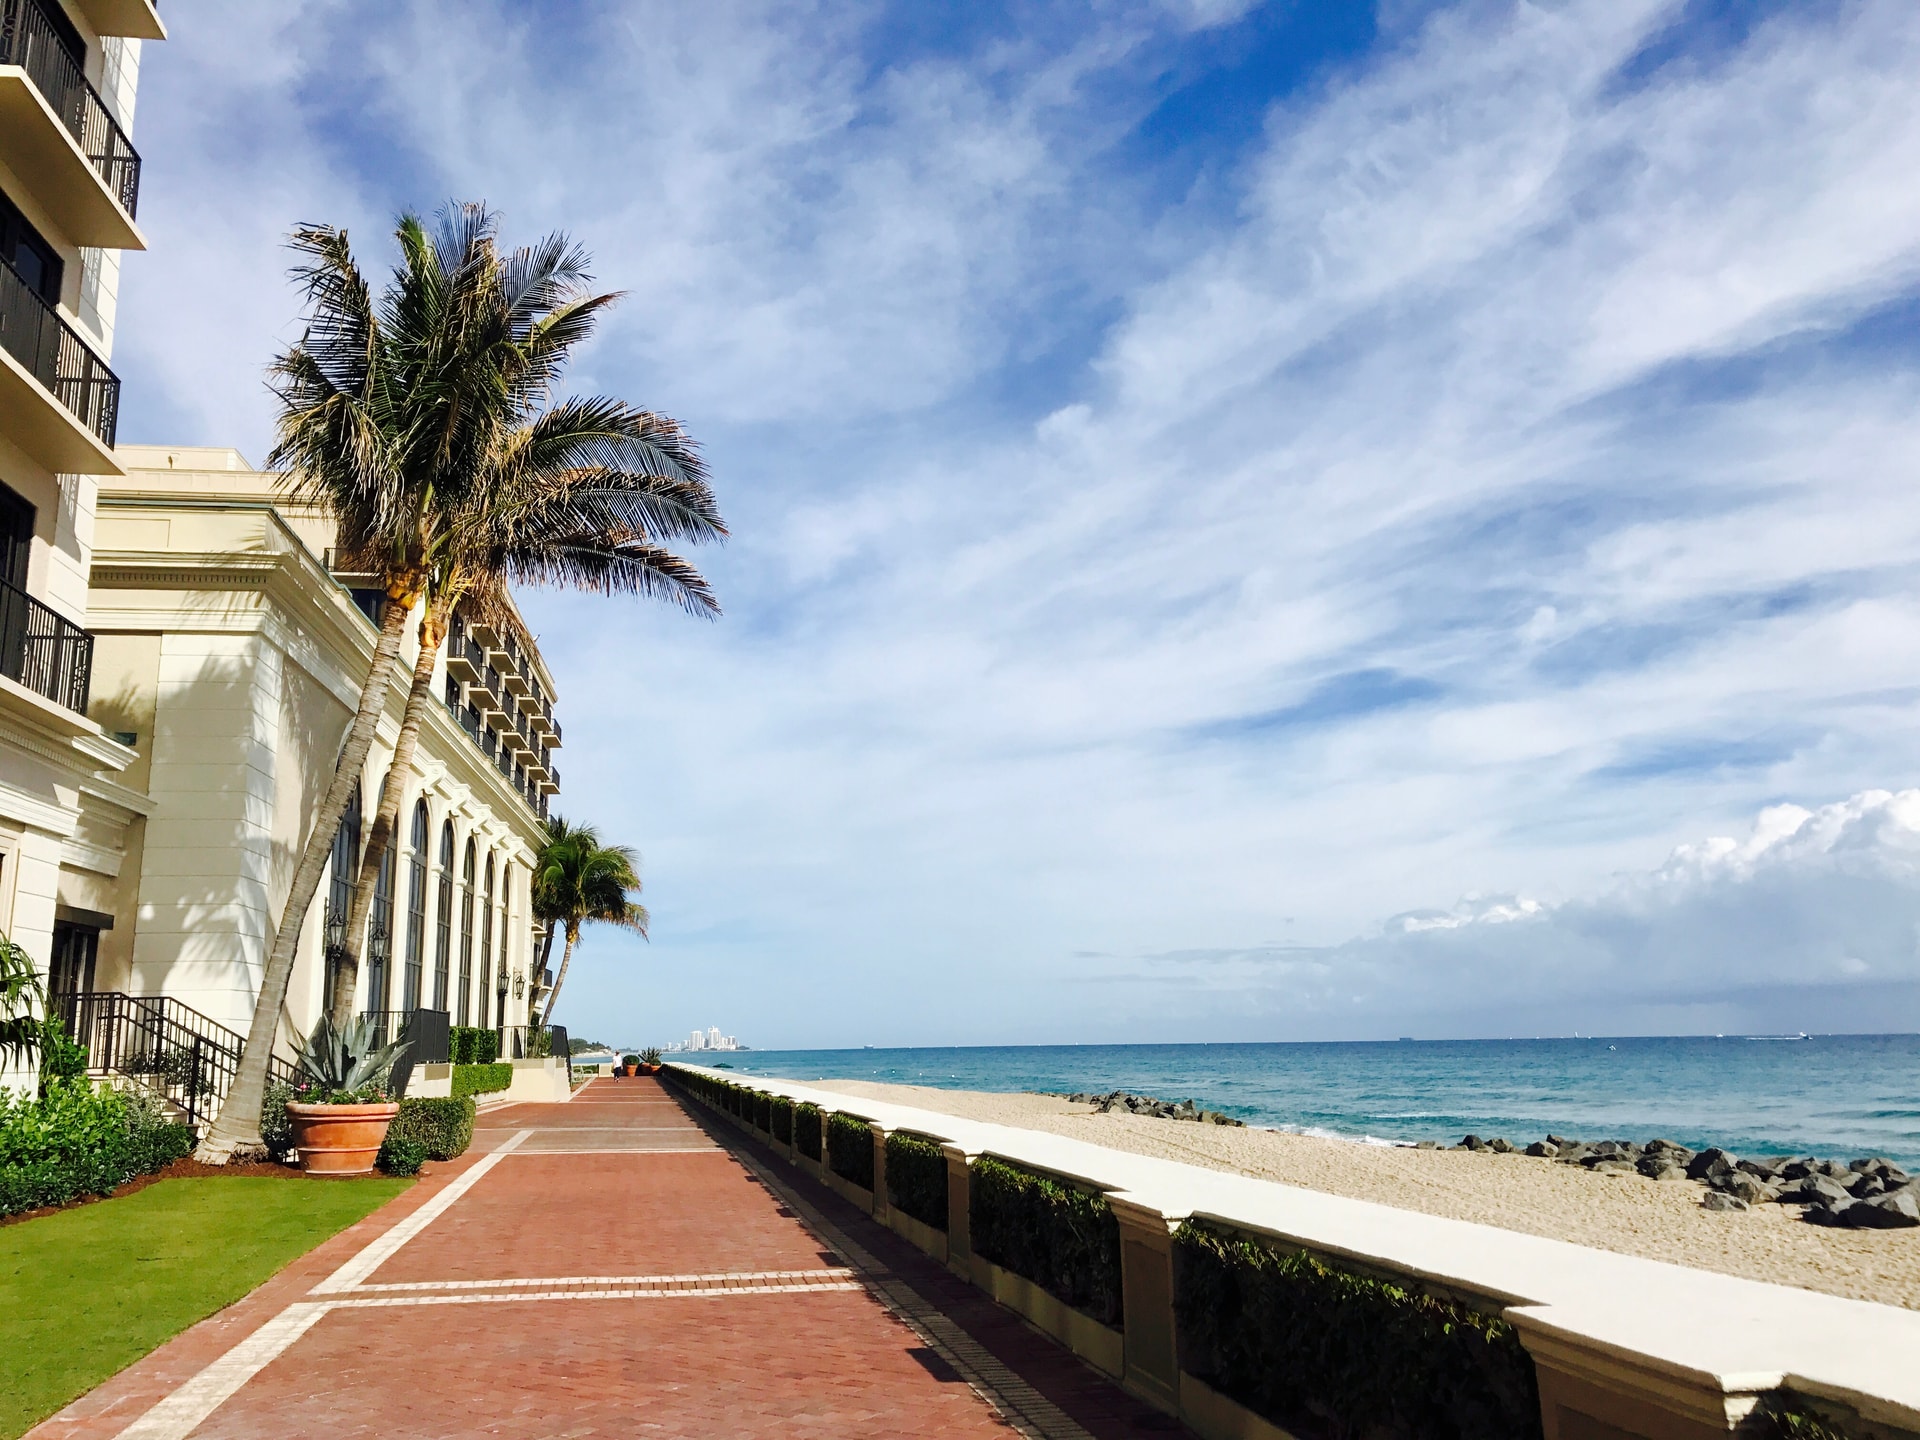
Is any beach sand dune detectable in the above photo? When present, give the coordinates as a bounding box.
[810,1078,1920,1310]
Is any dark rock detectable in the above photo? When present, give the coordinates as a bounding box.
[1488,1138,1514,1153]
[1783,1175,1853,1207]
[1556,1144,1593,1165]
[1779,1160,1816,1182]
[1846,1191,1920,1229]
[1834,1170,1868,1193]
[1817,1159,1852,1180]
[1725,1172,1779,1205]
[1545,1134,1574,1149]
[1589,1159,1637,1176]
[1804,1200,1856,1227]
[1462,1135,1488,1152]
[1686,1148,1738,1182]
[1525,1141,1558,1158]
[1644,1138,1687,1155]
[1701,1192,1748,1212]
[1415,1140,1439,1150]
[1645,1161,1689,1182]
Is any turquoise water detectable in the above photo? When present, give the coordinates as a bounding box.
[719,1034,1920,1166]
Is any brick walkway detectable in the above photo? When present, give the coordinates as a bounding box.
[29,1077,1190,1439]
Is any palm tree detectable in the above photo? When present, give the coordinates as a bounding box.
[326,216,724,1027]
[202,204,722,1160]
[530,816,648,1027]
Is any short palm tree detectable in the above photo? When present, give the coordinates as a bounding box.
[530,816,648,1027]
[202,204,720,1160]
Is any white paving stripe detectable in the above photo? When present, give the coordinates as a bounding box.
[111,1304,333,1440]
[347,1268,856,1293]
[310,1128,531,1295]
[331,1281,863,1307]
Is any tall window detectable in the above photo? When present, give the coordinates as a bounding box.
[478,853,495,1023]
[368,830,395,1013]
[403,800,429,1009]
[457,839,477,1025]
[496,866,512,1028]
[324,786,361,1010]
[433,820,455,1011]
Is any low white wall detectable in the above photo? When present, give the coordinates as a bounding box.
[500,1056,571,1105]
[671,1064,1920,1440]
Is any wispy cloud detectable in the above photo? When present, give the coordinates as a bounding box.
[115,1,1920,1045]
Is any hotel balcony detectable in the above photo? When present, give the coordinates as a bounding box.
[0,253,121,473]
[0,573,92,712]
[0,0,145,249]
[68,0,166,42]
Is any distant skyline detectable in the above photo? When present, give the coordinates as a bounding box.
[117,1,1920,1045]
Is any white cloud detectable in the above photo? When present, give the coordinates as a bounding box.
[112,1,1920,1046]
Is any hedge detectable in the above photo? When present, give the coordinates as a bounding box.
[970,1155,1122,1328]
[449,1026,499,1065]
[886,1131,948,1230]
[1753,1397,1866,1440]
[795,1102,823,1161]
[384,1096,476,1162]
[451,1063,513,1098]
[0,1080,193,1218]
[771,1096,794,1145]
[1172,1220,1539,1440]
[752,1091,773,1132]
[827,1112,875,1190]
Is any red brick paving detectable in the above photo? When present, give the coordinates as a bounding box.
[29,1075,1190,1439]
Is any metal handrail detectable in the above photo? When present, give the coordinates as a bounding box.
[52,989,297,1132]
[0,253,119,446]
[0,0,143,216]
[0,572,92,711]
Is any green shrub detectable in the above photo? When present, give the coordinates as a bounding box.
[37,1017,88,1089]
[0,1079,193,1218]
[451,1063,513,1098]
[379,1134,428,1176]
[124,1090,193,1174]
[621,1054,639,1069]
[260,1080,297,1160]
[385,1096,476,1161]
[448,1027,500,1065]
[827,1112,875,1190]
[1751,1397,1863,1440]
[1172,1220,1539,1440]
[753,1091,773,1132]
[971,1156,1122,1328]
[886,1132,948,1230]
[795,1102,823,1160]
[771,1096,794,1144]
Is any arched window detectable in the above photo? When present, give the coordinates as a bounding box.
[457,839,477,1025]
[433,819,455,1011]
[324,785,361,1010]
[477,852,495,1024]
[403,800,429,1010]
[367,779,394,1014]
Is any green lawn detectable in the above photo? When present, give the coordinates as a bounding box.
[0,1176,409,1438]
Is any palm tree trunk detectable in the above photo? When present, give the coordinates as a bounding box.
[540,926,578,1027]
[198,593,415,1161]
[328,596,452,1027]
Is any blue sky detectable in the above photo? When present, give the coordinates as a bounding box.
[117,0,1920,1047]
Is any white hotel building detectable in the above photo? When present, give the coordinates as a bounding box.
[0,0,561,1099]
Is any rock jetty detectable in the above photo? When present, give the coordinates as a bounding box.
[1054,1090,1245,1126]
[1446,1133,1918,1229]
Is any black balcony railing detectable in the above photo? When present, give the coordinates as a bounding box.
[0,254,119,447]
[0,573,92,711]
[1,0,143,217]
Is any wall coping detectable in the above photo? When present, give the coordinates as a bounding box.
[668,1064,1920,1427]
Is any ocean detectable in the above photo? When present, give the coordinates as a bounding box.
[713,1033,1920,1167]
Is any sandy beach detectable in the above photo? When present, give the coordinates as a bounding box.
[808,1078,1920,1310]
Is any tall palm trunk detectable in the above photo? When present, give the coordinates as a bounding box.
[328,596,452,1027]
[540,925,579,1027]
[198,593,415,1161]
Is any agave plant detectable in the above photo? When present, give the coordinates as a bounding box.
[291,1014,409,1102]
[640,1047,662,1066]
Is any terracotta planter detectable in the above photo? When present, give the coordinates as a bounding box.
[625,1064,639,1076]
[287,1101,399,1176]
[641,1063,661,1075]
